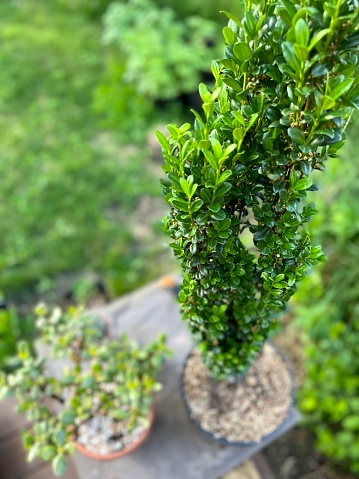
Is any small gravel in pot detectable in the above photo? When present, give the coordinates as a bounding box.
[183,343,292,443]
[77,415,147,455]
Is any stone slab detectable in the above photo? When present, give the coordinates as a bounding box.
[73,279,300,479]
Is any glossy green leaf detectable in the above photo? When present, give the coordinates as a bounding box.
[308,28,331,51]
[288,127,306,145]
[223,27,235,45]
[191,199,203,213]
[233,43,252,62]
[41,446,57,462]
[330,79,354,100]
[55,430,66,447]
[293,177,313,191]
[169,197,189,212]
[53,455,67,476]
[220,11,242,26]
[295,19,310,47]
[282,42,301,72]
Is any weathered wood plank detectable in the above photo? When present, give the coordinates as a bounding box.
[0,395,79,479]
[24,460,78,479]
[0,433,42,479]
[0,397,28,440]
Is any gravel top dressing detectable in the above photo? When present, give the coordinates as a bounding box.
[76,415,147,455]
[183,343,292,443]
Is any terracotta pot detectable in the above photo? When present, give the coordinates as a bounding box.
[74,404,155,460]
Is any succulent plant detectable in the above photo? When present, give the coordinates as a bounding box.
[0,305,170,475]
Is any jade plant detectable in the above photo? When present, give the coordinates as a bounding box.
[0,305,170,476]
[158,0,359,379]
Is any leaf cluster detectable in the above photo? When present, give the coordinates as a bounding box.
[0,306,170,476]
[159,0,359,379]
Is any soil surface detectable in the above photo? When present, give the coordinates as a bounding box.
[182,344,292,443]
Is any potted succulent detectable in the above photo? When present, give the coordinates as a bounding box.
[157,0,359,443]
[0,305,170,476]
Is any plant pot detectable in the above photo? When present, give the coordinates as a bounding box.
[74,404,155,460]
[181,343,293,445]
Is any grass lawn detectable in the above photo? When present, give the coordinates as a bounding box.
[0,0,172,301]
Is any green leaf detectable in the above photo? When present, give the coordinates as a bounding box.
[343,416,359,431]
[288,127,306,145]
[233,128,245,144]
[180,178,191,197]
[282,0,297,17]
[293,177,313,191]
[219,218,231,232]
[233,43,252,62]
[198,83,209,101]
[191,199,203,213]
[170,197,189,212]
[28,444,41,462]
[41,446,57,462]
[295,19,310,47]
[308,28,331,51]
[55,430,66,447]
[222,77,242,92]
[244,11,256,39]
[155,131,169,151]
[223,27,235,44]
[293,44,308,63]
[215,182,231,197]
[53,455,67,476]
[203,150,218,170]
[319,95,335,112]
[330,79,354,100]
[208,203,221,213]
[211,138,223,160]
[221,11,242,26]
[61,409,76,426]
[282,42,301,73]
[218,170,232,183]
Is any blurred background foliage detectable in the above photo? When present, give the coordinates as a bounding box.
[0,0,359,475]
[293,117,359,476]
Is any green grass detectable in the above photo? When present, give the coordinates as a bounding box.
[0,1,171,300]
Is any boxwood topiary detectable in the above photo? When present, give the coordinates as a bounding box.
[158,0,359,379]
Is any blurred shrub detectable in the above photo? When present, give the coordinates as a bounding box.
[56,0,113,19]
[295,122,359,475]
[0,293,26,370]
[94,0,218,129]
[0,315,16,369]
[102,0,217,99]
[155,0,241,23]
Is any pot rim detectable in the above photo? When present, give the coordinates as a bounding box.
[74,403,155,460]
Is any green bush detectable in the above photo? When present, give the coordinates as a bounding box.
[101,0,218,101]
[0,302,17,370]
[95,0,216,132]
[159,0,359,379]
[295,126,359,475]
[56,0,113,19]
[155,0,241,23]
